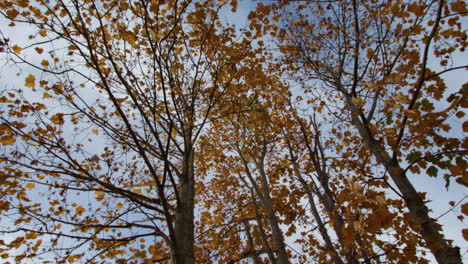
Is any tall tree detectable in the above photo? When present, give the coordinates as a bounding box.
[198,62,297,263]
[1,0,467,263]
[0,0,256,263]
[273,0,467,263]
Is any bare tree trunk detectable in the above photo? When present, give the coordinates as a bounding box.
[173,143,195,264]
[243,220,263,264]
[252,189,278,263]
[304,183,344,264]
[346,97,461,264]
[285,121,360,264]
[255,158,290,264]
[238,144,289,264]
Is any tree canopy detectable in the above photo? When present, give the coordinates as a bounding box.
[0,0,466,263]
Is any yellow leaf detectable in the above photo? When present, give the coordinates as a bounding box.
[0,135,16,146]
[94,191,105,201]
[116,203,123,210]
[39,29,47,37]
[132,188,142,194]
[25,183,35,190]
[75,206,85,216]
[92,129,99,135]
[351,96,365,107]
[12,45,22,54]
[395,93,411,104]
[25,232,39,239]
[25,74,36,88]
[41,60,49,67]
[43,92,51,98]
[51,113,64,125]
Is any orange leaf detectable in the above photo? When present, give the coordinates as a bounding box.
[41,60,49,67]
[25,74,36,88]
[12,45,22,54]
[461,203,468,216]
[75,206,85,216]
[35,47,44,54]
[0,135,16,146]
[6,9,20,20]
[25,183,35,190]
[51,113,64,125]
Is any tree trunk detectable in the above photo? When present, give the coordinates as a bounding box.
[346,98,461,264]
[256,162,290,264]
[243,220,263,264]
[173,147,195,264]
[287,122,359,264]
[304,184,345,264]
[252,192,278,264]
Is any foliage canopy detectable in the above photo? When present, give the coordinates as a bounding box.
[0,0,466,263]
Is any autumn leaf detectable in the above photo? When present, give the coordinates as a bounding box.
[25,74,36,88]
[11,45,23,54]
[51,113,64,125]
[351,96,365,108]
[461,203,468,216]
[6,9,20,20]
[92,129,99,135]
[0,135,16,146]
[25,183,35,190]
[39,29,47,37]
[395,93,411,104]
[41,60,49,67]
[75,206,85,216]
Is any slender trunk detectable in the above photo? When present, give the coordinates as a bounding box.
[252,191,277,263]
[173,144,195,264]
[317,171,361,264]
[304,184,344,264]
[239,147,289,264]
[286,123,359,264]
[346,98,461,264]
[244,220,263,264]
[287,145,343,264]
[256,161,290,264]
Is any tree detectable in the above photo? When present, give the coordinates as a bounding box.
[272,0,467,263]
[1,0,467,263]
[197,62,296,264]
[0,0,257,263]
